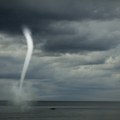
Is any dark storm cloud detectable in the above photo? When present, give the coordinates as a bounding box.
[42,35,119,53]
[0,0,120,54]
[0,0,120,32]
[38,19,120,53]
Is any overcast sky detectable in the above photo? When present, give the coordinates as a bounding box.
[0,0,120,101]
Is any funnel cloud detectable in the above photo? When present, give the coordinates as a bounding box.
[19,27,34,93]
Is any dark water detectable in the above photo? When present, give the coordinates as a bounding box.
[0,101,120,120]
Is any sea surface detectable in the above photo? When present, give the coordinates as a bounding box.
[0,101,120,120]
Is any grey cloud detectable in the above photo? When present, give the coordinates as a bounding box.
[1,0,120,19]
[0,49,120,100]
[0,56,22,79]
[43,35,117,53]
[38,20,120,54]
[0,0,120,33]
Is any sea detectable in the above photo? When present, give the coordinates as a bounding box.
[0,101,120,120]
